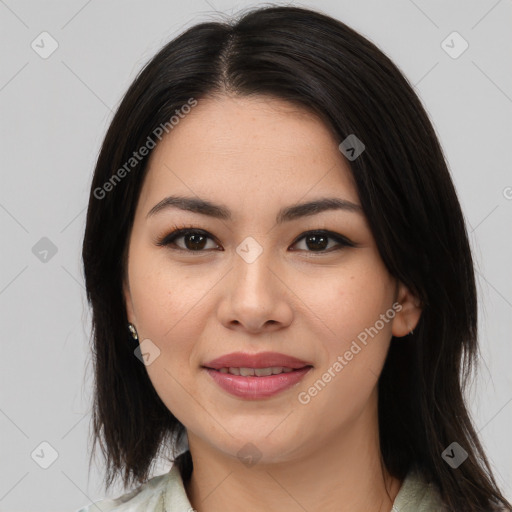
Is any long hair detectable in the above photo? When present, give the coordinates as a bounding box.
[81,5,511,510]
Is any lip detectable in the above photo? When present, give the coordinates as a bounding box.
[202,351,313,400]
[203,366,313,399]
[203,351,312,370]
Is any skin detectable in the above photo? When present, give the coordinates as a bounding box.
[123,94,422,512]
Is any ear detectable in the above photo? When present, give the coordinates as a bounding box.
[391,280,422,338]
[123,278,136,325]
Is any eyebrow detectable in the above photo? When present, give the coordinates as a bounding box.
[146,195,363,224]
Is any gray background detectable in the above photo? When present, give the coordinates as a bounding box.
[1,0,511,510]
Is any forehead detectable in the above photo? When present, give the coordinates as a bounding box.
[138,94,360,219]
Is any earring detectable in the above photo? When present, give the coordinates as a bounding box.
[128,322,138,341]
[407,322,414,336]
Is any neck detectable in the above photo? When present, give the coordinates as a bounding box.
[183,394,402,512]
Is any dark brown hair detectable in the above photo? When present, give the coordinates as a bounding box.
[82,5,511,511]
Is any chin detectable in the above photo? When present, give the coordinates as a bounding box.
[206,432,306,469]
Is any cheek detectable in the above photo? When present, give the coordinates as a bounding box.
[296,294,393,426]
[302,261,394,397]
[130,264,204,423]
[306,262,394,346]
[129,250,211,341]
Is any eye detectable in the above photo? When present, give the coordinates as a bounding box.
[155,225,355,253]
[155,224,221,252]
[291,230,355,253]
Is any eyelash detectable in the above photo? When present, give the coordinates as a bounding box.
[155,223,356,254]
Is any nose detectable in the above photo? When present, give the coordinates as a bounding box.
[217,243,293,334]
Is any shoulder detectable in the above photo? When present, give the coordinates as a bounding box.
[392,468,446,512]
[74,464,190,512]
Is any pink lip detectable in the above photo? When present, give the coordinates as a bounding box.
[202,351,313,400]
[204,367,312,399]
[203,351,312,370]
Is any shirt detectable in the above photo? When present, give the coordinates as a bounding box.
[75,464,445,512]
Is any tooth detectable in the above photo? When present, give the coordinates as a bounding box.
[254,367,273,376]
[222,366,297,376]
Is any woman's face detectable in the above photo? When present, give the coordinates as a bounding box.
[123,94,420,465]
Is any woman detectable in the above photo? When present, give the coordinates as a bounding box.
[78,5,511,511]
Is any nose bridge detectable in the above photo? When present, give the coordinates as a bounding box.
[232,235,274,293]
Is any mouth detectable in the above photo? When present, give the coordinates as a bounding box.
[201,351,314,399]
[203,366,312,376]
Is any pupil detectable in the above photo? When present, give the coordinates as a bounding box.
[307,234,328,251]
[186,233,206,250]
